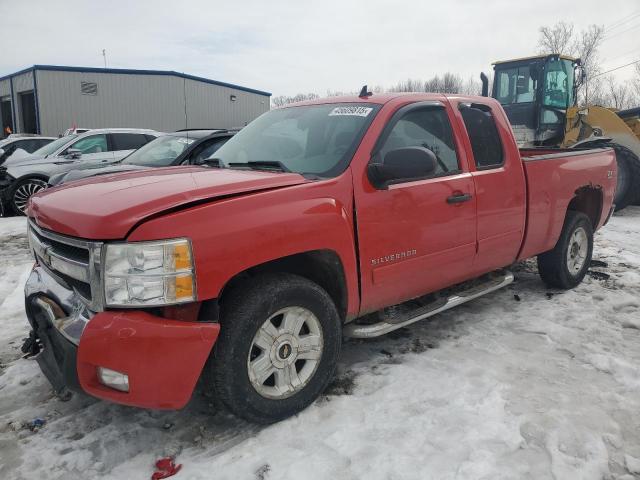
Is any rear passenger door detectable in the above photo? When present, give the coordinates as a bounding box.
[357,102,478,312]
[109,133,152,163]
[454,101,526,274]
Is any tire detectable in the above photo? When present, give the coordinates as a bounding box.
[537,211,593,289]
[607,143,640,211]
[207,273,342,424]
[11,177,48,216]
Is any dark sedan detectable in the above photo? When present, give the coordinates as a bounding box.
[48,129,236,186]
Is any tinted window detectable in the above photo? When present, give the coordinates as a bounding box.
[379,107,459,176]
[459,104,504,169]
[191,138,230,164]
[111,133,150,151]
[70,134,108,154]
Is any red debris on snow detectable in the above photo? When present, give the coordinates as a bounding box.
[151,457,182,480]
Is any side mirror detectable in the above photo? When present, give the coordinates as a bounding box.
[0,148,5,159]
[65,148,82,159]
[367,146,437,189]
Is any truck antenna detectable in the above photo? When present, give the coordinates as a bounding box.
[359,85,372,98]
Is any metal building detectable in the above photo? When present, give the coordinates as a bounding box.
[0,65,271,136]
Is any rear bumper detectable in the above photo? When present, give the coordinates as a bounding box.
[25,265,220,409]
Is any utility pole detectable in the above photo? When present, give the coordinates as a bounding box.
[102,49,107,68]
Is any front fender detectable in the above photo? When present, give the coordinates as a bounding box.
[128,175,359,316]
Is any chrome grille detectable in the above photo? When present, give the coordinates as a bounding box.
[28,221,104,311]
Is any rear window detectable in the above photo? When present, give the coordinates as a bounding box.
[111,133,150,151]
[459,104,504,169]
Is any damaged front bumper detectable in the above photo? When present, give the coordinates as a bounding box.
[24,265,220,409]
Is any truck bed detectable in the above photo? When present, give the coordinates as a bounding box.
[517,147,617,260]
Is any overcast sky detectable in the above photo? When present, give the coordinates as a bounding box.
[1,0,638,97]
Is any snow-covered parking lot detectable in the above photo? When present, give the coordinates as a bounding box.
[1,210,640,480]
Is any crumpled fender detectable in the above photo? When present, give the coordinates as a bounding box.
[77,310,219,409]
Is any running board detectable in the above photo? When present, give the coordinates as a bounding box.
[343,271,514,338]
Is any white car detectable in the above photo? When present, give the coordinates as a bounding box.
[0,128,162,214]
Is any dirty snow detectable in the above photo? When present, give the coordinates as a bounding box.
[1,210,640,479]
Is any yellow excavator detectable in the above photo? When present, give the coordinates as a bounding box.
[480,53,640,210]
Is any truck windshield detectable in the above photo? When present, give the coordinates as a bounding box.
[213,103,379,177]
[32,135,78,157]
[123,134,195,166]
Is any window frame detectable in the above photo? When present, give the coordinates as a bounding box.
[458,102,505,171]
[370,101,463,184]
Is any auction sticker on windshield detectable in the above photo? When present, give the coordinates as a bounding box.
[329,106,373,117]
[177,138,196,144]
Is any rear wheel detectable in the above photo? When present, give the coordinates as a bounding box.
[537,211,593,289]
[608,144,640,211]
[11,177,48,215]
[208,273,341,424]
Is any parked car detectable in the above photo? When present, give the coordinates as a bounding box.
[0,128,161,214]
[0,135,56,165]
[48,130,236,186]
[22,93,616,424]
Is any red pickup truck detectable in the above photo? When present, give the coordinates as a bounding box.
[23,93,616,424]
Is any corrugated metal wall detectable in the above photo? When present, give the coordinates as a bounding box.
[36,70,269,136]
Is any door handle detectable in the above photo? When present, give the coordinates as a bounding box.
[446,193,472,204]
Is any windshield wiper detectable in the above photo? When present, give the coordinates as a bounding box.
[228,160,291,172]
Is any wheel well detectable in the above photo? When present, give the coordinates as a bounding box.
[567,186,603,229]
[218,250,348,322]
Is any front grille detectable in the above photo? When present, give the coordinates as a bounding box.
[28,221,104,311]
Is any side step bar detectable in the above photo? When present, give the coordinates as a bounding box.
[343,271,514,338]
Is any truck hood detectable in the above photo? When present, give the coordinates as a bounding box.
[49,164,151,186]
[29,166,308,239]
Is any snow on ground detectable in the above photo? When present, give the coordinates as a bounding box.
[1,210,640,480]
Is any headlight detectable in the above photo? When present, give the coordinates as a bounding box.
[104,239,195,307]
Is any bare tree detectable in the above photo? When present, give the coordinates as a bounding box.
[537,21,575,55]
[604,76,635,110]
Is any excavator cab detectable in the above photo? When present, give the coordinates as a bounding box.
[491,54,581,146]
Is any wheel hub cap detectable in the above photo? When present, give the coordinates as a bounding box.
[247,306,323,399]
[566,227,588,275]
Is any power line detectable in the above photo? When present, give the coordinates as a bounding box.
[591,59,640,78]
[603,21,640,41]
[603,10,640,33]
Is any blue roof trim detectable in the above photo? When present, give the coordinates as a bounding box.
[0,65,271,97]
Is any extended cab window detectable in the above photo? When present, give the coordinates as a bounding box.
[459,104,504,169]
[379,106,459,176]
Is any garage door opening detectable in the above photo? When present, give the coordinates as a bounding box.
[19,91,37,134]
[1,97,13,137]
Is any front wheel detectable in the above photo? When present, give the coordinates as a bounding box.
[11,177,48,215]
[208,273,341,424]
[537,211,594,289]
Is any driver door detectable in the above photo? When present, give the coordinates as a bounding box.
[356,102,477,312]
